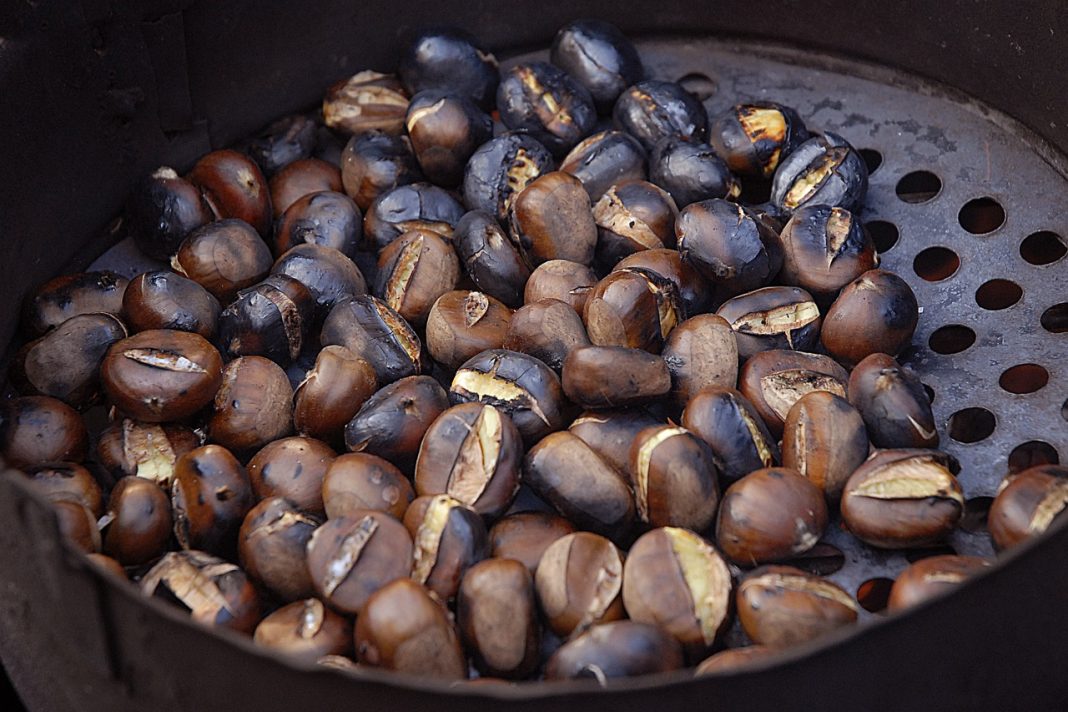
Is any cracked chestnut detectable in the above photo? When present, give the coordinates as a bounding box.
[848,353,938,449]
[293,346,377,445]
[716,286,821,359]
[496,62,597,157]
[560,130,648,202]
[321,295,424,385]
[770,132,868,215]
[209,356,293,453]
[551,20,643,113]
[340,131,422,211]
[615,247,713,316]
[738,349,849,437]
[403,494,488,601]
[736,565,859,648]
[323,71,409,137]
[628,426,719,530]
[238,497,320,601]
[463,133,555,222]
[583,267,680,352]
[708,102,810,178]
[171,445,254,558]
[592,180,678,268]
[534,531,625,638]
[454,210,531,309]
[569,407,661,477]
[682,386,779,483]
[509,171,598,266]
[988,464,1068,550]
[218,274,315,366]
[782,391,869,501]
[374,228,461,325]
[777,204,877,301]
[253,599,352,663]
[141,550,260,633]
[613,80,708,151]
[406,89,493,187]
[364,182,465,251]
[649,136,740,207]
[345,375,449,472]
[425,291,512,371]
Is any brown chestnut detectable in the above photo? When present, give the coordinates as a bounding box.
[583,267,679,352]
[509,172,597,266]
[22,270,128,337]
[218,274,315,366]
[503,298,591,372]
[101,476,172,566]
[569,407,662,477]
[736,565,858,648]
[269,158,344,218]
[187,149,272,236]
[782,391,869,501]
[887,555,991,612]
[52,499,101,553]
[488,511,577,574]
[323,452,414,521]
[848,353,938,449]
[405,90,493,187]
[403,494,489,601]
[29,462,103,516]
[95,419,199,490]
[340,131,422,211]
[777,205,877,301]
[592,180,678,268]
[209,356,293,453]
[534,532,625,638]
[425,291,512,371]
[629,425,719,530]
[293,346,378,445]
[247,436,335,517]
[458,557,540,679]
[661,314,738,403]
[545,621,684,681]
[822,269,919,366]
[87,553,129,580]
[682,386,779,483]
[716,286,821,360]
[615,248,713,317]
[321,295,425,385]
[524,259,598,314]
[694,646,778,675]
[738,349,849,438]
[141,550,260,633]
[123,271,222,338]
[323,71,409,137]
[253,599,352,663]
[171,444,254,557]
[374,229,460,325]
[562,345,671,409]
[0,396,88,469]
[172,219,273,302]
[345,375,449,472]
[988,464,1068,550]
[238,497,320,601]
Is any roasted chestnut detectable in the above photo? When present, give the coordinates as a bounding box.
[364,182,465,251]
[524,260,598,314]
[613,80,708,151]
[661,314,739,403]
[406,90,493,187]
[454,210,532,308]
[777,205,877,300]
[217,274,315,366]
[274,191,363,259]
[770,132,868,215]
[101,475,172,566]
[247,436,335,517]
[398,28,499,111]
[545,621,684,680]
[592,180,678,268]
[52,499,101,553]
[270,243,368,325]
[458,557,541,679]
[403,494,489,601]
[496,62,597,157]
[209,356,293,453]
[127,167,212,260]
[682,386,779,483]
[569,407,662,477]
[509,171,598,266]
[245,114,317,177]
[887,555,991,612]
[23,270,128,337]
[781,391,869,501]
[0,396,88,470]
[29,462,103,516]
[321,295,425,385]
[269,158,344,218]
[738,349,849,437]
[615,247,713,316]
[488,511,577,574]
[123,271,221,338]
[293,346,378,445]
[550,20,643,113]
[560,130,648,202]
[504,298,591,372]
[535,531,625,637]
[238,497,320,601]
[708,102,810,178]
[340,131,423,211]
[322,71,409,137]
[848,353,938,449]
[171,444,254,557]
[562,345,671,409]
[736,565,858,648]
[715,286,821,359]
[425,291,512,371]
[374,229,461,325]
[141,550,260,633]
[345,375,450,471]
[322,452,414,521]
[583,267,680,352]
[822,269,919,366]
[172,219,274,302]
[629,425,719,530]
[187,149,273,236]
[253,599,352,663]
[463,133,555,222]
[650,136,740,207]
[694,646,778,675]
[988,464,1068,550]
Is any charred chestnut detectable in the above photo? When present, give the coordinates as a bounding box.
[253,599,351,663]
[736,565,858,648]
[269,158,344,218]
[171,444,254,557]
[463,133,555,222]
[404,494,489,600]
[245,114,317,176]
[123,271,221,338]
[822,269,919,366]
[187,149,272,236]
[323,452,414,521]
[560,130,648,202]
[650,137,740,207]
[509,171,598,266]
[323,71,409,137]
[458,557,540,679]
[0,396,88,469]
[218,274,314,366]
[127,167,213,260]
[682,386,779,483]
[716,286,821,359]
[141,550,260,633]
[504,298,591,372]
[583,267,680,352]
[988,465,1068,550]
[613,80,708,151]
[535,531,625,637]
[345,375,450,472]
[781,391,869,501]
[551,20,643,113]
[849,353,938,449]
[488,511,577,574]
[629,426,719,530]
[238,497,320,601]
[271,243,368,325]
[454,210,532,309]
[778,205,877,301]
[274,191,363,259]
[172,219,273,302]
[661,314,739,403]
[562,345,671,409]
[364,183,465,251]
[247,436,335,517]
[425,291,512,371]
[592,180,678,268]
[321,295,425,385]
[615,248,713,316]
[738,349,849,437]
[293,346,378,445]
[101,475,172,566]
[209,356,293,453]
[340,132,423,211]
[398,28,500,111]
[545,620,684,680]
[770,132,868,215]
[23,270,128,337]
[524,260,598,314]
[497,62,597,157]
[406,90,493,187]
[708,103,810,178]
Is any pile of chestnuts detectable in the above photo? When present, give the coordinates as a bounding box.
[2,18,1061,687]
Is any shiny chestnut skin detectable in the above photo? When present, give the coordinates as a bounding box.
[849,353,938,449]
[340,132,423,211]
[141,550,260,633]
[622,527,733,658]
[695,646,778,675]
[738,349,849,438]
[87,553,128,580]
[29,462,103,516]
[629,425,720,530]
[650,136,740,207]
[523,432,635,542]
[0,396,89,469]
[488,511,576,574]
[23,270,128,337]
[988,465,1068,550]
[562,345,671,409]
[247,436,335,517]
[209,356,293,453]
[398,28,499,111]
[269,158,344,218]
[171,444,254,557]
[462,133,555,223]
[770,132,869,215]
[546,620,684,680]
[127,167,213,259]
[782,391,869,501]
[101,476,172,566]
[736,565,859,648]
[123,271,221,338]
[822,269,919,366]
[404,494,489,601]
[592,180,678,268]
[560,130,648,202]
[238,497,320,601]
[716,467,828,566]
[322,71,409,137]
[405,90,493,187]
[355,578,467,679]
[709,102,810,178]
[778,205,877,301]
[524,260,598,314]
[321,295,424,385]
[274,191,363,259]
[306,510,413,614]
[218,274,315,366]
[569,407,662,477]
[682,386,779,483]
[253,599,352,663]
[271,243,368,325]
[244,114,317,176]
[551,20,643,113]
[534,531,625,637]
[52,499,101,553]
[425,291,512,371]
[454,210,532,309]
[414,403,522,519]
[101,329,223,423]
[12,312,127,408]
[323,452,414,521]
[458,557,540,679]
[841,449,964,549]
[613,80,708,151]
[187,149,272,236]
[172,219,274,302]
[293,346,378,445]
[887,555,991,613]
[449,349,568,446]
[496,62,597,158]
[509,171,598,266]
[345,375,450,472]
[676,199,784,301]
[716,286,822,359]
[615,247,713,316]
[504,298,591,372]
[374,229,461,325]
[661,314,739,403]
[364,182,465,251]
[583,267,680,353]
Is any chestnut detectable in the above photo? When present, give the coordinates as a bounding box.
[649,136,740,207]
[322,70,409,137]
[29,462,103,516]
[253,599,352,663]
[988,464,1068,550]
[269,158,344,218]
[187,149,272,236]
[374,228,461,325]
[86,553,129,580]
[777,205,877,301]
[781,391,869,501]
[682,386,779,483]
[414,403,522,519]
[661,314,739,403]
[615,247,713,316]
[849,353,938,449]
[569,407,662,477]
[354,578,466,679]
[321,295,424,385]
[403,494,488,601]
[399,28,499,111]
[524,260,598,314]
[622,527,732,658]
[545,621,684,681]
[822,269,919,366]
[736,565,858,648]
[715,286,821,359]
[488,511,577,574]
[0,396,89,469]
[171,444,254,557]
[583,267,680,352]
[458,557,540,679]
[550,20,643,113]
[715,467,828,566]
[523,432,635,542]
[23,270,128,337]
[238,497,320,601]
[449,349,568,446]
[454,210,532,309]
[123,271,221,338]
[101,329,223,423]
[100,475,172,566]
[218,274,315,366]
[562,345,671,408]
[293,346,377,445]
[509,171,598,266]
[560,130,648,202]
[841,449,964,549]
[592,180,678,268]
[323,452,414,521]
[209,356,293,453]
[244,114,317,176]
[274,191,363,259]
[172,219,273,302]
[127,167,213,259]
[247,436,335,517]
[52,499,101,553]
[345,375,450,472]
[770,132,868,215]
[695,646,778,675]
[535,531,625,637]
[629,425,719,530]
[887,555,991,613]
[708,102,810,178]
[425,291,512,371]
[503,298,591,372]
[271,243,368,326]
[364,182,465,251]
[463,133,555,223]
[340,132,423,211]
[612,80,708,151]
[406,90,493,187]
[738,349,849,437]
[141,550,260,633]
[496,62,597,157]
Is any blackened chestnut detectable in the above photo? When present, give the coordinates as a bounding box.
[323,452,414,521]
[271,243,368,325]
[849,353,938,449]
[274,191,363,259]
[23,270,128,337]
[218,274,315,366]
[0,396,88,469]
[615,248,713,316]
[403,494,488,601]
[238,497,320,601]
[650,136,740,207]
[778,205,877,301]
[293,346,378,445]
[592,180,678,268]
[101,475,172,566]
[716,286,821,360]
[323,71,409,137]
[364,182,465,251]
[141,550,260,633]
[770,132,868,215]
[613,80,708,151]
[822,269,919,366]
[503,298,591,372]
[425,291,512,371]
[321,295,425,385]
[345,375,450,472]
[187,149,272,236]
[340,132,423,211]
[708,103,810,178]
[171,444,254,557]
[247,436,335,517]
[551,20,643,114]
[209,356,293,453]
[127,167,213,260]
[406,90,493,187]
[682,386,779,483]
[545,620,684,681]
[454,210,532,309]
[496,62,597,157]
[245,114,317,177]
[399,28,500,111]
[458,557,540,679]
[509,171,598,266]
[463,133,555,223]
[172,219,273,303]
[560,130,648,202]
[123,271,221,338]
